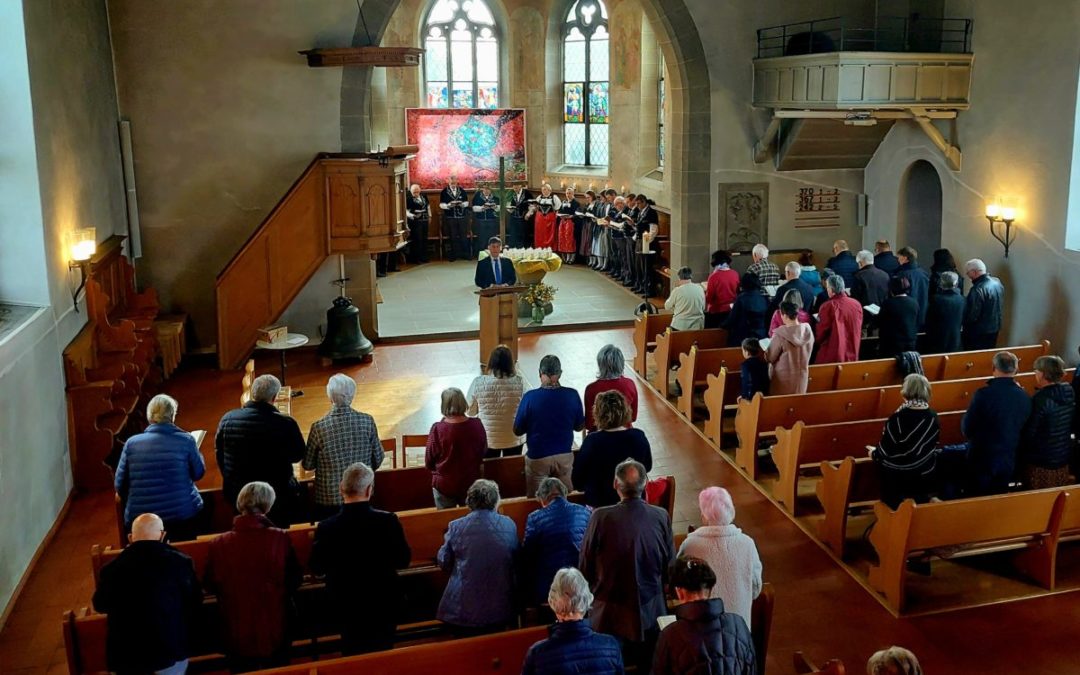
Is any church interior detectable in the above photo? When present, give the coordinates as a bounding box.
[2,0,1080,673]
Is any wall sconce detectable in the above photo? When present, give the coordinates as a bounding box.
[984,198,1017,258]
[67,227,96,312]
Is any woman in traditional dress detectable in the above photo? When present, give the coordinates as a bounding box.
[578,190,597,265]
[533,184,560,249]
[556,187,580,263]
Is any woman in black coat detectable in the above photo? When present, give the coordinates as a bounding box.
[1020,356,1077,489]
[929,248,965,298]
[652,557,756,675]
[924,270,965,354]
[872,374,941,508]
[722,273,769,347]
[877,277,919,358]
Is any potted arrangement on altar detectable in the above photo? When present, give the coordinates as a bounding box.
[522,282,558,324]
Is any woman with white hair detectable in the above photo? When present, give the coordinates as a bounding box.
[114,394,206,540]
[520,568,624,674]
[583,344,638,432]
[678,487,762,629]
[205,482,302,671]
[867,646,922,675]
[872,374,941,508]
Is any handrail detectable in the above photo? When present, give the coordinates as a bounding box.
[756,15,972,58]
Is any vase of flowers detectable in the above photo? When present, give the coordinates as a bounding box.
[522,281,557,323]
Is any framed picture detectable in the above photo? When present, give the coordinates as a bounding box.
[405,108,528,189]
[718,183,769,253]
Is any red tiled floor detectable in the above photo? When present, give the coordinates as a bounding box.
[3,328,1080,674]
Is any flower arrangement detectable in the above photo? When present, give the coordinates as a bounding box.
[522,281,558,308]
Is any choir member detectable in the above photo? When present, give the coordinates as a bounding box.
[471,185,501,256]
[578,190,597,266]
[405,183,430,264]
[508,183,533,249]
[533,184,560,249]
[606,196,631,280]
[593,189,616,271]
[439,176,470,262]
[557,188,580,263]
[631,195,659,295]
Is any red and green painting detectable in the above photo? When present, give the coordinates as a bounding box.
[405,108,528,189]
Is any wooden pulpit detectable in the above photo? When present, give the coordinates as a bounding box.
[476,286,526,367]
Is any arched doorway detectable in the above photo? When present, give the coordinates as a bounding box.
[898,160,943,260]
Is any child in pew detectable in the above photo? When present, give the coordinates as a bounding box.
[739,338,770,401]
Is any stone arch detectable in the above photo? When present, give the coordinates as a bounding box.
[897,159,944,260]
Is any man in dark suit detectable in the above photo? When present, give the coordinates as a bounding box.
[852,249,890,307]
[873,239,901,275]
[878,276,920,358]
[310,462,411,655]
[770,261,816,313]
[507,183,533,249]
[960,352,1032,496]
[439,176,470,261]
[925,270,965,353]
[894,246,930,328]
[93,513,203,675]
[580,459,674,670]
[962,258,1005,350]
[471,185,501,256]
[475,236,517,288]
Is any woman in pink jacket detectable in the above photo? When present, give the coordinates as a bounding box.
[766,301,814,395]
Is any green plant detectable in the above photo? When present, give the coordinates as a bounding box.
[523,281,557,308]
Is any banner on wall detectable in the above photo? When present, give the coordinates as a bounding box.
[405,108,528,190]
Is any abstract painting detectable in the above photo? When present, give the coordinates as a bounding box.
[406,108,528,189]
[718,183,769,252]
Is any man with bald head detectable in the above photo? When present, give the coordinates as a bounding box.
[93,513,202,675]
[579,459,674,670]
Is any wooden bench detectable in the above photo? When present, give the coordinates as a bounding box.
[632,311,673,377]
[816,456,882,557]
[771,411,965,514]
[733,373,1038,480]
[652,327,728,399]
[701,342,1050,447]
[867,488,1070,612]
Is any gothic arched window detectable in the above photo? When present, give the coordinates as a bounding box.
[562,0,609,166]
[658,52,666,169]
[423,0,499,109]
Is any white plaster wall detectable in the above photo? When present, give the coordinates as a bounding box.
[865,0,1080,352]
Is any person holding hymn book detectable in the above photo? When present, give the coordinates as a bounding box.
[573,391,653,508]
[768,289,810,338]
[606,196,631,280]
[770,261,815,315]
[556,187,580,263]
[723,273,770,347]
[877,277,919,359]
[310,462,410,655]
[514,355,586,496]
[651,557,756,675]
[471,185,501,255]
[579,190,597,265]
[474,236,517,289]
[871,374,941,509]
[508,182,534,249]
[746,243,781,292]
[467,344,529,457]
[534,183,561,249]
[439,175,470,262]
[583,344,638,432]
[739,338,770,401]
[520,568,624,675]
[425,388,488,509]
[705,250,740,328]
[814,274,863,364]
[853,249,890,309]
[924,271,965,354]
[405,183,430,264]
[766,301,814,395]
[521,479,592,608]
[630,195,659,294]
[664,266,705,331]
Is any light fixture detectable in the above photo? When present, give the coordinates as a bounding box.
[67,227,96,312]
[984,197,1017,259]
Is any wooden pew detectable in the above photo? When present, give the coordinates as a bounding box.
[86,279,157,385]
[675,345,743,420]
[733,373,1038,480]
[632,311,673,377]
[816,456,881,557]
[794,651,847,675]
[751,583,775,675]
[771,412,964,514]
[867,489,1069,612]
[652,327,728,399]
[940,340,1050,380]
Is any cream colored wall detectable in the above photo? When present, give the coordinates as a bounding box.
[865,0,1080,352]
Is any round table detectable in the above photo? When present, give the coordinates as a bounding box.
[256,333,309,388]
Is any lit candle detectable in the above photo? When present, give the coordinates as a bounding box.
[560,179,567,188]
[620,185,626,194]
[1000,206,1016,221]
[588,182,594,191]
[985,203,1000,219]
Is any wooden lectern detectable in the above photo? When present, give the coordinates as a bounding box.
[476,286,526,367]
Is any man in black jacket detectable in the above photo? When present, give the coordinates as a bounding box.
[852,250,890,308]
[924,271,965,354]
[962,258,1005,350]
[825,239,858,288]
[894,246,930,328]
[960,352,1032,496]
[93,513,202,675]
[873,239,901,275]
[310,462,411,655]
[215,374,306,525]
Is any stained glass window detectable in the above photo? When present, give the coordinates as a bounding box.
[423,0,499,109]
[563,0,609,166]
[658,52,666,169]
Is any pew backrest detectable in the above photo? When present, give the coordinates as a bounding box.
[940,341,1050,380]
[653,328,728,398]
[816,456,880,556]
[633,312,674,376]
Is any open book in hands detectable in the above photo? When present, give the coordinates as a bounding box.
[864,303,881,316]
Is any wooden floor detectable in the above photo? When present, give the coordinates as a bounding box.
[4,327,1080,674]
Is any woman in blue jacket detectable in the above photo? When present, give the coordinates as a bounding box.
[115,394,205,540]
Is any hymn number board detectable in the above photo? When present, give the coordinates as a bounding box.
[794,187,841,229]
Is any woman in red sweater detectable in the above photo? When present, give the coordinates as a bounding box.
[425,388,488,509]
[705,250,740,328]
[583,345,638,432]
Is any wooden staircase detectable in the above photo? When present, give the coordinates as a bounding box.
[215,153,409,369]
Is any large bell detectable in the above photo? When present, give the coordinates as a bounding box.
[318,295,373,360]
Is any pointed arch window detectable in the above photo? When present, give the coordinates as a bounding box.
[563,0,609,166]
[423,0,499,109]
[657,52,666,170]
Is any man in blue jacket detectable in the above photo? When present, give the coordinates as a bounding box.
[521,477,592,606]
[960,352,1032,496]
[825,239,859,289]
[894,246,930,328]
[115,394,205,540]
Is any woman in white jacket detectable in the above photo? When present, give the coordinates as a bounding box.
[467,345,530,457]
[678,486,763,629]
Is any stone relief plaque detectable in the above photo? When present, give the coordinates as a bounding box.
[718,183,769,253]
